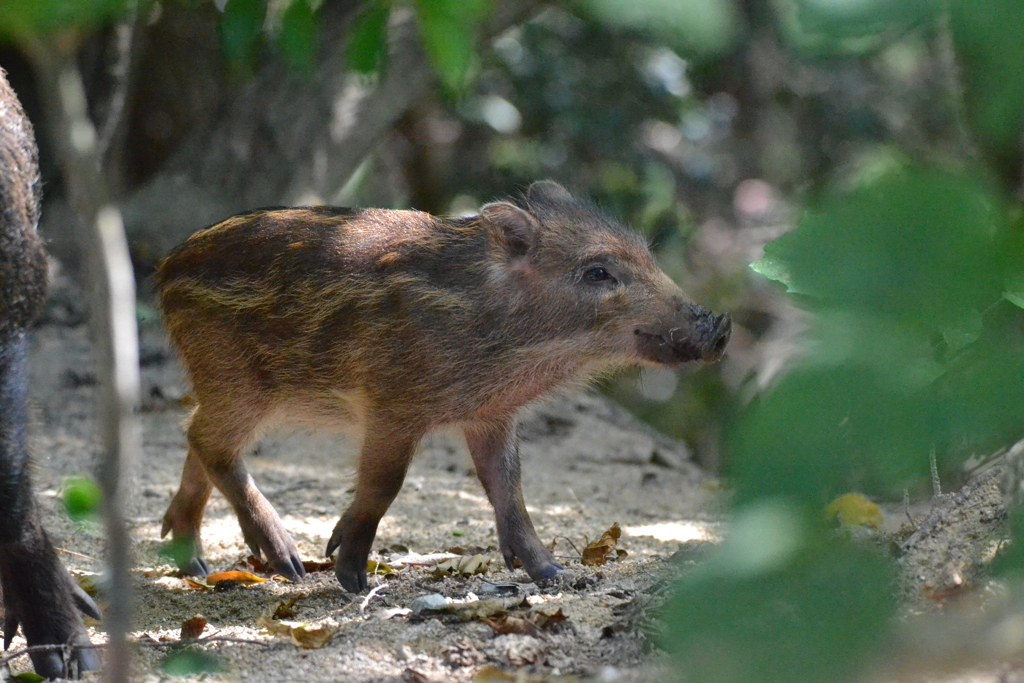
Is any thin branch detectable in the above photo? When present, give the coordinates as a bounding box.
[903,488,916,530]
[23,36,141,683]
[56,547,101,563]
[95,0,142,165]
[359,583,388,612]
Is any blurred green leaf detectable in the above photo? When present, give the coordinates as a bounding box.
[220,0,266,72]
[0,0,127,39]
[774,0,939,55]
[347,0,391,75]
[804,310,942,390]
[728,365,933,505]
[1005,273,1024,309]
[160,537,196,568]
[1006,292,1024,309]
[63,476,102,522]
[160,649,224,677]
[931,324,1024,453]
[275,0,318,74]
[663,504,895,683]
[952,0,1024,177]
[753,166,1007,331]
[412,0,490,94]
[577,0,739,57]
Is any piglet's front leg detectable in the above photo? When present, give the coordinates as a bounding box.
[463,420,565,582]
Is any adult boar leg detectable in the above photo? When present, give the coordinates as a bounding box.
[463,420,564,582]
[0,334,101,678]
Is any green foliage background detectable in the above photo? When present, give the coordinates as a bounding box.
[3,0,1024,681]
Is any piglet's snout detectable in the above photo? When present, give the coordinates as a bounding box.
[700,312,731,363]
[634,306,731,366]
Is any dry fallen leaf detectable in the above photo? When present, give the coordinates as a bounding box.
[205,571,269,587]
[581,523,622,566]
[180,615,207,640]
[531,605,568,631]
[482,604,568,637]
[367,559,394,575]
[303,559,335,573]
[183,577,213,591]
[271,594,307,620]
[446,545,489,556]
[401,669,429,683]
[481,615,540,637]
[431,554,491,578]
[256,615,337,649]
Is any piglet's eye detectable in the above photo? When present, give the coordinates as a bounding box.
[583,265,616,284]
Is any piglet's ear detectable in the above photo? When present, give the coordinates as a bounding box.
[481,201,538,257]
[526,180,573,204]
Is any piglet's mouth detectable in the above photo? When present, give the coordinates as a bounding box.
[634,313,731,366]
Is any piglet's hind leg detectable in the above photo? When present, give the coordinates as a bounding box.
[161,448,214,576]
[180,405,306,581]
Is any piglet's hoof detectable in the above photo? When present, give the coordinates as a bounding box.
[336,567,367,594]
[533,565,576,591]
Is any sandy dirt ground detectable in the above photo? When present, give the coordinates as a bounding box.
[9,292,727,682]
[8,277,1024,683]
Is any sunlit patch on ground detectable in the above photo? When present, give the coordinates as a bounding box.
[623,521,723,544]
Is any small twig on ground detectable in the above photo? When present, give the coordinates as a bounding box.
[0,641,94,668]
[904,489,916,530]
[360,583,388,612]
[552,536,582,557]
[57,547,100,563]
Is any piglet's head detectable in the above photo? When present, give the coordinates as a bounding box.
[480,180,731,368]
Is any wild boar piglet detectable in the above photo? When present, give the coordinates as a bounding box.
[156,181,731,592]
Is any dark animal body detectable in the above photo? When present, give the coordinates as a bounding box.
[156,182,731,592]
[0,67,101,677]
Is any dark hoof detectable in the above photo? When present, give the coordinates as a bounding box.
[179,555,211,577]
[236,515,306,581]
[529,562,566,580]
[72,583,102,621]
[31,635,102,680]
[161,533,210,577]
[335,564,368,593]
[0,537,102,679]
[534,566,575,590]
[270,553,307,582]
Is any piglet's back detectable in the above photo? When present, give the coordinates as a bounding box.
[155,206,492,401]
